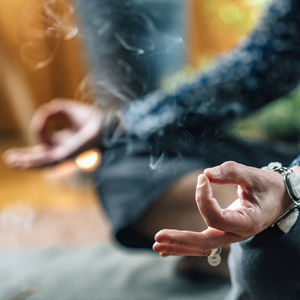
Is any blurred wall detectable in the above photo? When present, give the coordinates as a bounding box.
[0,0,87,137]
[188,0,264,68]
[0,0,264,137]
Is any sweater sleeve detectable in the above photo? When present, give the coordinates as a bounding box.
[290,155,300,167]
[124,0,300,139]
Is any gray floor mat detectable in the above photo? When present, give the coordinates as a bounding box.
[0,244,230,300]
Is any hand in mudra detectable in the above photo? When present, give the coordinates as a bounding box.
[153,161,293,257]
[4,99,102,168]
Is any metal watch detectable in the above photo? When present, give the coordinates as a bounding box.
[264,162,300,207]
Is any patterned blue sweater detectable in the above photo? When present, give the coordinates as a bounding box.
[124,0,300,166]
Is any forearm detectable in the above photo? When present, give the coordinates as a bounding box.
[125,0,300,139]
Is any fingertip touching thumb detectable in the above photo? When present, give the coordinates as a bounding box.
[204,166,221,179]
[204,161,247,185]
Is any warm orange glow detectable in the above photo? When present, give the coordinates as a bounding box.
[75,149,101,171]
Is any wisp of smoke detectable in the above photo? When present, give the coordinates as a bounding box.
[18,0,78,70]
[19,0,187,172]
[73,0,186,172]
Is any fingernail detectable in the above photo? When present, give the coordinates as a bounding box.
[205,166,221,177]
[197,174,206,187]
[152,242,159,251]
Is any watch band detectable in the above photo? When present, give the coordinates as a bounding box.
[263,162,300,207]
[263,162,300,230]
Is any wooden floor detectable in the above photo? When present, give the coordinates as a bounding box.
[0,134,110,248]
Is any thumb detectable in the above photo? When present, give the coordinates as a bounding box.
[32,110,73,145]
[204,161,259,187]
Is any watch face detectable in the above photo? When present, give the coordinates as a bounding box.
[286,172,300,203]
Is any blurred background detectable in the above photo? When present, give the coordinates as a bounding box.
[0,0,110,249]
[1,0,300,297]
[0,0,272,246]
[2,0,294,248]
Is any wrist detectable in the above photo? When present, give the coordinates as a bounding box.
[263,162,300,232]
[274,171,299,233]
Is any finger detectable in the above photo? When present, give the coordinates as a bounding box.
[195,177,253,234]
[159,252,205,257]
[195,174,227,230]
[31,110,73,145]
[153,242,210,257]
[158,252,205,258]
[4,146,43,166]
[30,98,79,143]
[159,251,209,257]
[155,228,243,252]
[3,145,58,168]
[204,161,260,187]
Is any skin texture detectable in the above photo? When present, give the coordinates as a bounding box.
[153,162,300,257]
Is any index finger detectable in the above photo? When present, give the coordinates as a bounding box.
[153,227,244,256]
[196,174,253,236]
